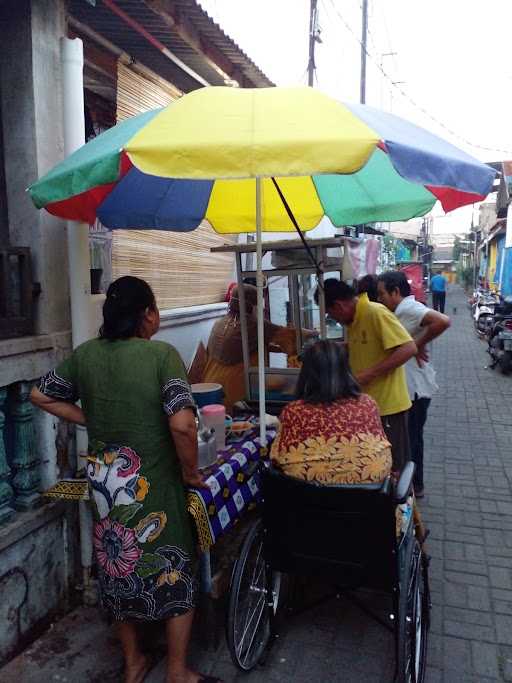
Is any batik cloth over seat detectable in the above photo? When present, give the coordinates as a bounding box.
[270,394,392,484]
[38,337,197,621]
[187,427,277,550]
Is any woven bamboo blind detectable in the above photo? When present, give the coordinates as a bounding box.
[113,63,236,309]
[112,228,235,309]
[117,61,182,119]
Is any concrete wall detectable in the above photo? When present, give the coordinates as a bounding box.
[155,303,227,367]
[0,0,70,335]
[88,295,226,367]
[0,504,78,664]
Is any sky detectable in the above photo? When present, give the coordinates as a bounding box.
[199,0,512,235]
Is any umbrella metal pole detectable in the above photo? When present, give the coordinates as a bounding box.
[235,252,251,401]
[255,177,266,446]
[289,274,302,352]
[318,270,327,338]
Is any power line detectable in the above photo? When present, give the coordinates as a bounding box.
[323,0,512,157]
[379,1,399,73]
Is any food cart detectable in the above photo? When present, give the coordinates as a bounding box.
[211,235,349,411]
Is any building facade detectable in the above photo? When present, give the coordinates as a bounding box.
[0,0,271,663]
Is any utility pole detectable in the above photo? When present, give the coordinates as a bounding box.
[308,0,320,86]
[471,213,478,290]
[360,0,368,103]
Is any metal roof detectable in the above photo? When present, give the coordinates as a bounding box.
[68,0,273,92]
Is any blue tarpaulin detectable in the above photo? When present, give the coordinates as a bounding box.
[479,255,487,278]
[494,236,512,296]
[501,247,512,296]
[494,236,504,285]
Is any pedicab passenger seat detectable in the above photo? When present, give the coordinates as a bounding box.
[261,462,415,592]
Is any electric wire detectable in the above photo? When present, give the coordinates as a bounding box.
[323,0,512,157]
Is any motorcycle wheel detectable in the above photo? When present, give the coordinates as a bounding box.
[477,314,493,335]
[499,352,512,375]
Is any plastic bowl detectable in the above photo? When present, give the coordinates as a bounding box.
[191,382,224,408]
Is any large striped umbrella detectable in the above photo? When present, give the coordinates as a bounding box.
[29,86,495,233]
[28,86,496,440]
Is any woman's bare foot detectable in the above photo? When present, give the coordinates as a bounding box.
[125,654,151,683]
[166,667,222,683]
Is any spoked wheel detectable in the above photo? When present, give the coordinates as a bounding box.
[226,518,281,671]
[397,535,430,683]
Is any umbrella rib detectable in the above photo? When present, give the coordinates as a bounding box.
[270,177,322,277]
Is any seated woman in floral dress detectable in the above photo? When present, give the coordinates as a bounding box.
[30,276,220,683]
[271,339,392,484]
[271,339,426,542]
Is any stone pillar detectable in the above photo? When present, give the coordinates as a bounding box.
[0,388,15,524]
[10,382,40,510]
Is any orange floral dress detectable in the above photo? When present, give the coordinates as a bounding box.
[270,394,392,485]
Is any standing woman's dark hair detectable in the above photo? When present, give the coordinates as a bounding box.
[296,339,360,403]
[100,276,156,340]
[356,274,379,302]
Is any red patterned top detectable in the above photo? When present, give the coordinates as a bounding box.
[270,394,392,484]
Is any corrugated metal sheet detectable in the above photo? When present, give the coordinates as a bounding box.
[68,0,273,92]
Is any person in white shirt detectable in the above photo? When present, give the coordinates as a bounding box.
[377,271,450,497]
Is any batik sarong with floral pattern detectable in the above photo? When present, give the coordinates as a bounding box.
[85,441,196,621]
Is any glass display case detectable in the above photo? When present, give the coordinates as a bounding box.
[211,236,349,407]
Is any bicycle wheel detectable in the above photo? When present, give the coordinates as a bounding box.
[226,518,281,671]
[397,535,430,683]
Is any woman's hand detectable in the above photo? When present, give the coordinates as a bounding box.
[183,469,209,489]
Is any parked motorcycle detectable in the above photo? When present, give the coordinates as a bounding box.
[472,290,499,336]
[487,296,512,374]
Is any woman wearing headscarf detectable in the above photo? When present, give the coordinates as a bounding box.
[203,284,313,411]
[30,276,220,683]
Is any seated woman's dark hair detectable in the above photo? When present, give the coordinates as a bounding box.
[100,276,156,340]
[296,339,361,404]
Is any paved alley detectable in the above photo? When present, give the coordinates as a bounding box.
[152,284,512,682]
[2,284,512,683]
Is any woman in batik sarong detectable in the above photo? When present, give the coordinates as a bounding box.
[31,276,221,683]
